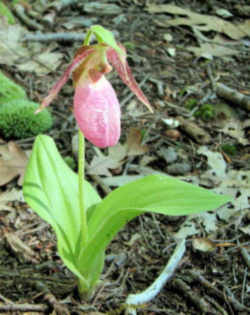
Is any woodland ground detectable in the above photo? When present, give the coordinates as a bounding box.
[0,0,250,314]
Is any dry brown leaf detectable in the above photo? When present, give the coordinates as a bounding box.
[0,18,62,74]
[0,142,28,186]
[0,18,27,65]
[148,4,250,39]
[125,128,149,156]
[4,231,39,263]
[222,119,248,145]
[187,42,238,59]
[0,188,23,211]
[17,50,63,75]
[192,238,216,252]
[88,144,127,176]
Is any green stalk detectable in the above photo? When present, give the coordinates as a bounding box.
[77,130,90,299]
[78,30,93,248]
[78,130,88,246]
[77,27,95,299]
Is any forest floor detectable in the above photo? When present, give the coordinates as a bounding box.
[0,0,250,314]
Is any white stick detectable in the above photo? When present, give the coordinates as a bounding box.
[125,239,186,314]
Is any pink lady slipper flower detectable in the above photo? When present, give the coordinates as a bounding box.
[37,43,153,148]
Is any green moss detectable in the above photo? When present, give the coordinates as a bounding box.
[0,71,27,102]
[194,104,216,121]
[0,2,15,24]
[0,99,53,139]
[185,98,198,110]
[221,144,237,156]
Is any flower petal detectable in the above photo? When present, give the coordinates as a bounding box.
[36,47,95,113]
[74,76,121,148]
[107,45,153,113]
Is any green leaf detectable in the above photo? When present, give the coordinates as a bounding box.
[90,25,124,56]
[23,135,101,283]
[78,175,231,274]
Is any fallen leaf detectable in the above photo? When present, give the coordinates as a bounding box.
[221,119,248,145]
[16,50,63,75]
[102,165,165,187]
[88,144,127,176]
[216,170,250,221]
[0,18,62,74]
[195,212,218,233]
[103,174,144,186]
[198,146,227,179]
[192,238,216,252]
[0,142,28,186]
[4,231,39,263]
[147,4,250,39]
[173,220,199,238]
[240,225,250,235]
[125,128,149,156]
[187,42,238,59]
[197,148,249,221]
[0,188,23,211]
[0,18,26,64]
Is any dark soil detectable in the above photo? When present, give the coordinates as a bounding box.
[0,0,250,314]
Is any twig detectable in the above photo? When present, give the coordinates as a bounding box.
[205,295,228,315]
[14,4,44,31]
[241,267,248,305]
[224,286,250,312]
[22,32,88,43]
[177,116,211,144]
[172,278,210,312]
[34,281,70,315]
[125,239,186,314]
[0,303,48,312]
[240,247,250,268]
[188,270,250,312]
[206,64,218,92]
[216,83,250,112]
[58,0,78,9]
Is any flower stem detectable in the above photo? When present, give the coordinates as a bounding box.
[78,129,88,246]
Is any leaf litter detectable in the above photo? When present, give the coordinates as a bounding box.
[1,1,250,313]
[0,18,62,74]
[0,141,28,186]
[0,188,23,212]
[147,4,250,39]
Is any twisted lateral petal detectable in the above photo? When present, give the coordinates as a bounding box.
[74,77,121,148]
[106,46,153,113]
[36,47,95,113]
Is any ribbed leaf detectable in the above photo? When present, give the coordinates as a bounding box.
[23,135,101,283]
[78,175,231,273]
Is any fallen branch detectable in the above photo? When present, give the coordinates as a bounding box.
[216,83,250,112]
[22,32,87,42]
[177,116,211,144]
[187,270,250,312]
[0,303,48,312]
[172,278,210,313]
[14,4,43,31]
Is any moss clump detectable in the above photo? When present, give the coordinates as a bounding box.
[0,99,53,139]
[194,104,216,121]
[185,98,198,110]
[221,144,237,156]
[0,71,26,102]
[0,2,15,24]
